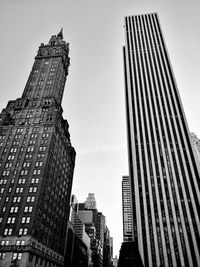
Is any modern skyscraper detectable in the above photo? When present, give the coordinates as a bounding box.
[122,175,133,242]
[0,30,75,266]
[123,13,200,267]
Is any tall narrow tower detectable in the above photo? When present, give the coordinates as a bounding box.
[124,13,200,267]
[122,175,133,242]
[0,30,75,267]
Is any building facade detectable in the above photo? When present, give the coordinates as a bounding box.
[103,226,113,267]
[124,13,200,266]
[0,30,75,266]
[66,195,92,266]
[122,175,133,242]
[78,194,113,267]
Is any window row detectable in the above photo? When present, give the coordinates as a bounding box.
[1,203,34,213]
[4,228,28,236]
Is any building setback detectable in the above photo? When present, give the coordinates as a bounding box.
[123,13,200,267]
[0,30,75,266]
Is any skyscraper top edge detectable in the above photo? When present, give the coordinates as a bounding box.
[124,12,158,19]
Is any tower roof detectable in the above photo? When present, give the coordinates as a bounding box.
[57,28,63,39]
[48,28,66,46]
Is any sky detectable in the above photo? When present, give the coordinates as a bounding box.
[0,0,200,257]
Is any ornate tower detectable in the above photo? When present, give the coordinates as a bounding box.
[0,30,75,267]
[22,29,69,104]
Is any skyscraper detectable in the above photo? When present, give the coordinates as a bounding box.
[85,193,97,209]
[78,194,110,267]
[0,30,75,266]
[122,175,133,242]
[123,13,200,267]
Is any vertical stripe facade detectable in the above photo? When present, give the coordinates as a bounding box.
[124,13,200,267]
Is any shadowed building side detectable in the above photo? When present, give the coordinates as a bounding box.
[118,241,144,267]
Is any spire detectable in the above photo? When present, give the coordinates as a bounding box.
[57,28,63,39]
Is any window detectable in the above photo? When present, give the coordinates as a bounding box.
[29,187,37,193]
[18,179,26,184]
[21,217,31,224]
[0,179,7,185]
[31,178,39,184]
[1,240,9,246]
[13,197,21,203]
[19,228,28,236]
[20,170,28,176]
[0,253,6,259]
[39,146,46,152]
[0,188,5,193]
[16,187,23,193]
[33,127,39,132]
[42,133,49,138]
[7,217,15,224]
[38,154,44,159]
[33,169,41,175]
[8,155,15,160]
[10,207,18,213]
[12,252,22,260]
[27,196,35,202]
[2,170,10,176]
[35,161,43,167]
[4,228,12,236]
[10,147,17,153]
[24,206,33,213]
[5,163,12,168]
[27,146,34,152]
[13,141,19,146]
[31,133,37,138]
[16,240,25,246]
[25,154,32,159]
[23,162,30,167]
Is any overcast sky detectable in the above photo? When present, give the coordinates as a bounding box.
[0,0,200,257]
